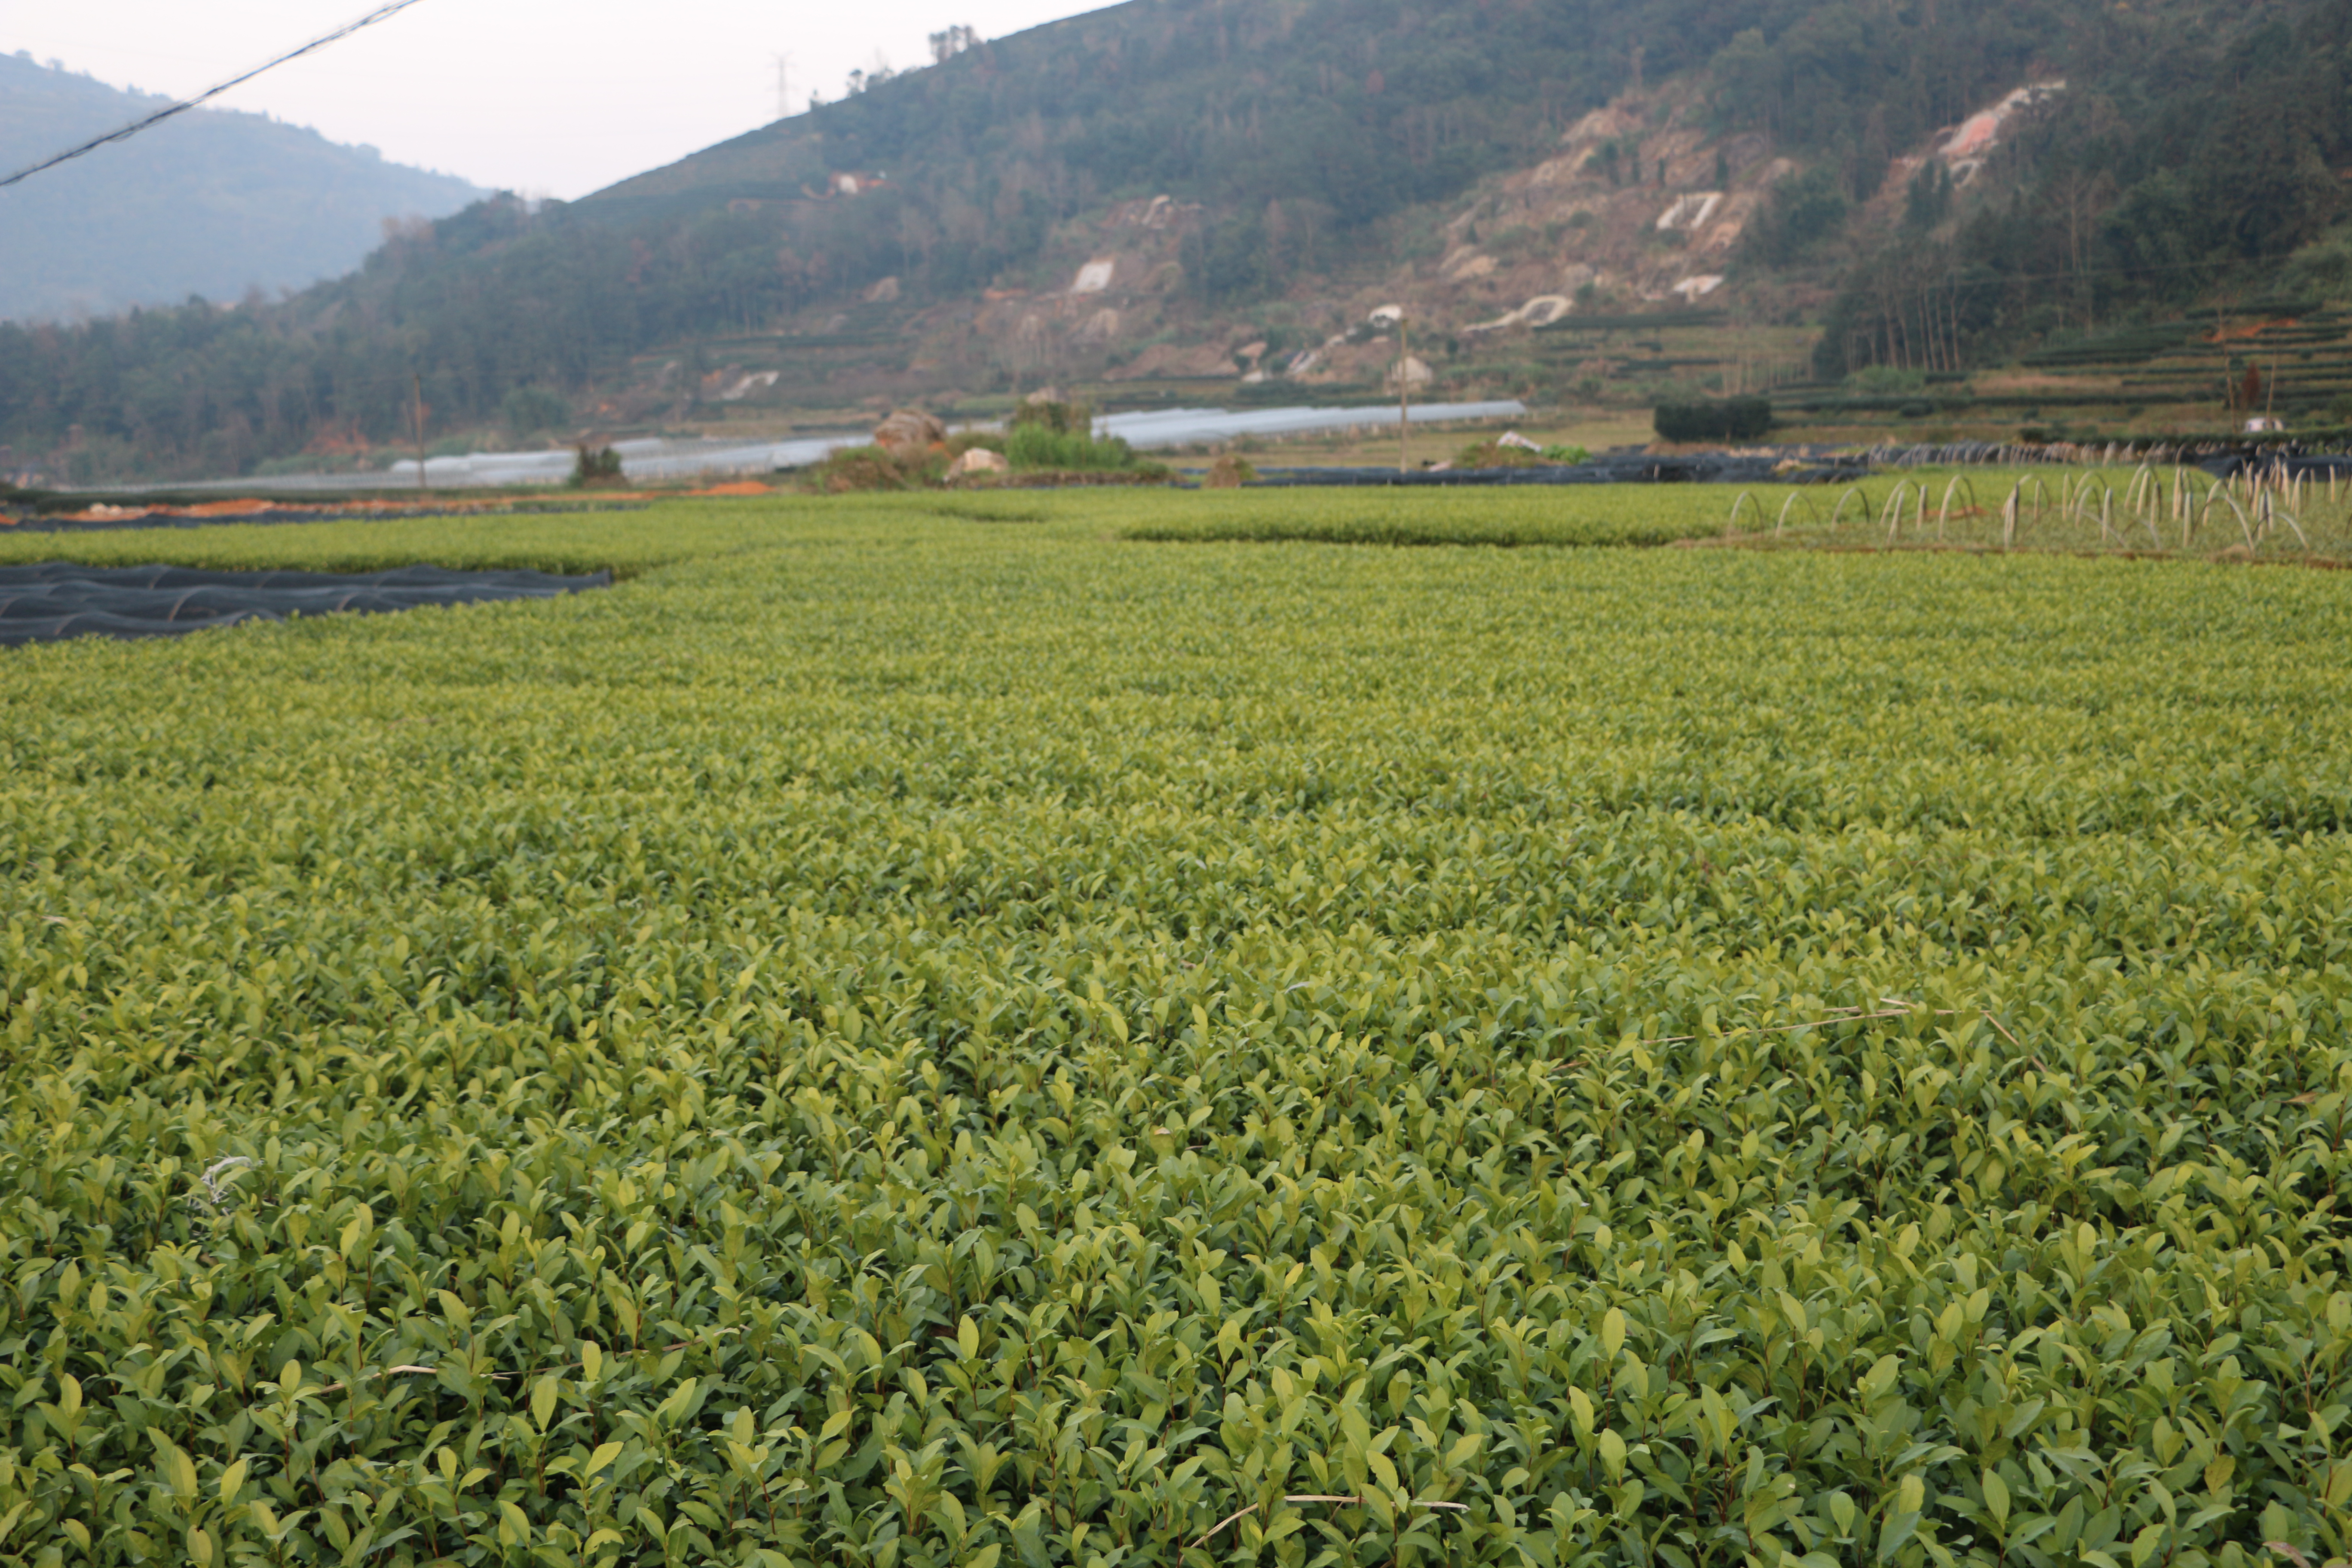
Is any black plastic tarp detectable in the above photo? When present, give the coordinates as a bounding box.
[0,562,609,648]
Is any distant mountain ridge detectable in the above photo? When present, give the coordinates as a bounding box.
[0,52,481,323]
[1,0,2349,481]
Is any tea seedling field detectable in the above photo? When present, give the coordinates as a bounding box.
[0,483,1795,572]
[1115,481,1937,550]
[1112,470,2352,560]
[5,498,2352,1568]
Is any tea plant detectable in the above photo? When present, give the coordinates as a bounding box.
[4,508,2352,1568]
[1112,481,1892,548]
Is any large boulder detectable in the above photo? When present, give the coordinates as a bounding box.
[873,408,947,459]
[947,447,1009,479]
[1384,355,1434,390]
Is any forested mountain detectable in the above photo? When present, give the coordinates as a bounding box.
[0,54,482,327]
[2,0,2347,482]
[1811,3,2352,375]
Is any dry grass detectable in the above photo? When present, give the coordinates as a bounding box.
[1709,462,2352,563]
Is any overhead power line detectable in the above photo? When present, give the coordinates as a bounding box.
[0,0,432,191]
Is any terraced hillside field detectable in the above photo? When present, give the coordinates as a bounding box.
[2014,303,2352,418]
[3,495,2352,1568]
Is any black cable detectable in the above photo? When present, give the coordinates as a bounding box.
[0,0,433,190]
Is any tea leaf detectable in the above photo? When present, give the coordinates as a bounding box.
[9,502,2352,1566]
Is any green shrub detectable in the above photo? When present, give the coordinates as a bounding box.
[1449,439,1599,470]
[569,444,624,486]
[800,443,939,492]
[998,395,1136,471]
[1848,365,1927,395]
[1008,396,1092,435]
[1455,439,1591,469]
[1454,437,1544,469]
[2279,222,2352,302]
[1004,423,1136,471]
[1653,396,1773,443]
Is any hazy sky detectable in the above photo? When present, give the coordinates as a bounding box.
[5,0,1104,199]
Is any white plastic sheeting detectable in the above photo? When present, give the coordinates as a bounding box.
[364,401,1531,484]
[1097,399,1526,450]
[380,435,840,487]
[97,401,1531,495]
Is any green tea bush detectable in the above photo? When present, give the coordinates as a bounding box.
[4,508,2352,1568]
[1118,481,1916,547]
[0,498,811,579]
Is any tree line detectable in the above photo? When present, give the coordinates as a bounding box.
[1805,1,2351,377]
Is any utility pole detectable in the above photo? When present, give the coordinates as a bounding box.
[2216,303,2229,412]
[413,372,428,494]
[1396,315,1412,474]
[773,53,791,121]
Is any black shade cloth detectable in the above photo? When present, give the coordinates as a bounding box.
[2197,453,2352,480]
[0,562,609,647]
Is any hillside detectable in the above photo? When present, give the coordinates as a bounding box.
[1,0,2348,482]
[0,53,481,324]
